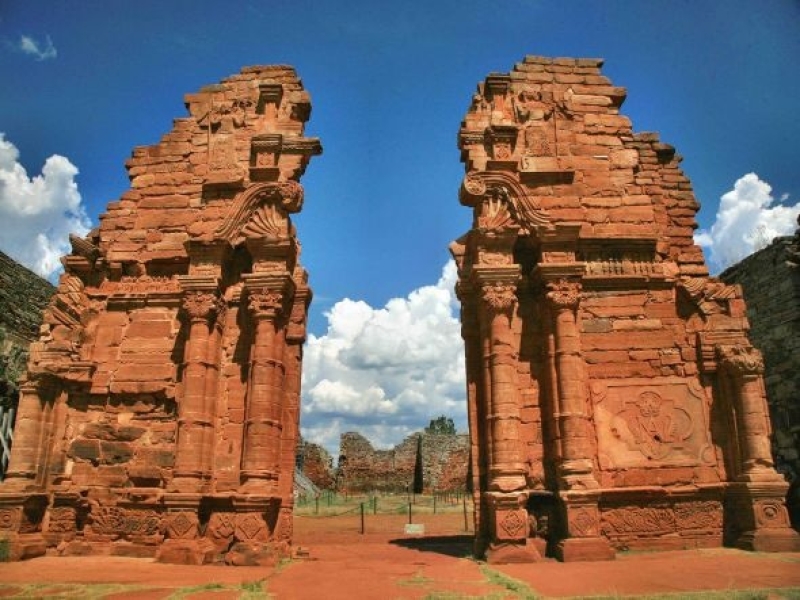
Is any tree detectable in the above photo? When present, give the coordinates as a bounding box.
[425,415,455,435]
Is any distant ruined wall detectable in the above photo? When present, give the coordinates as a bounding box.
[0,251,55,410]
[297,438,334,490]
[721,223,800,484]
[338,431,469,493]
[0,252,55,478]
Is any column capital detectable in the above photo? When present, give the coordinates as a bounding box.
[471,265,521,315]
[242,272,295,321]
[717,344,764,377]
[480,281,518,313]
[181,291,219,323]
[246,289,286,319]
[545,278,581,310]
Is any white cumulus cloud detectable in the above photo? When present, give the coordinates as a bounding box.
[695,173,799,273]
[0,134,91,279]
[17,34,57,61]
[301,261,466,455]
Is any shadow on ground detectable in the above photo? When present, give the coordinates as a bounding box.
[389,534,474,558]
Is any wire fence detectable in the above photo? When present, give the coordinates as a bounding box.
[293,491,473,536]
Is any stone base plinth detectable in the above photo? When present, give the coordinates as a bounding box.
[225,541,289,567]
[736,529,800,552]
[156,538,217,565]
[485,539,542,564]
[1,533,47,561]
[555,537,615,562]
[111,542,160,558]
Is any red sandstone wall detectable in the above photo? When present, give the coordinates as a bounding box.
[0,66,320,564]
[453,56,797,560]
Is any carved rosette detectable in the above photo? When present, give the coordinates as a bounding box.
[545,279,581,311]
[717,345,765,377]
[247,289,285,320]
[481,282,517,314]
[755,500,790,529]
[0,508,20,532]
[462,172,488,198]
[182,292,219,323]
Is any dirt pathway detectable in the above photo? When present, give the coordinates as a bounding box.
[0,537,798,599]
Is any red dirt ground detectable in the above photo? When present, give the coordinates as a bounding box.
[0,514,797,599]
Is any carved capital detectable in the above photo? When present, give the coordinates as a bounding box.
[182,291,218,323]
[481,282,517,313]
[546,279,581,310]
[717,345,765,376]
[247,289,285,319]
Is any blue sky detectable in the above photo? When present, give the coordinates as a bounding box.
[1,1,798,452]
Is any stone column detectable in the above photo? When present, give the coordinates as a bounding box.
[240,280,290,495]
[544,279,597,490]
[716,344,800,552]
[475,269,537,563]
[0,379,52,560]
[717,345,778,480]
[545,279,613,562]
[3,380,51,491]
[458,285,487,551]
[478,278,526,493]
[172,290,219,493]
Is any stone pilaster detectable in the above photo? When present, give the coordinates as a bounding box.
[717,345,779,481]
[240,273,294,495]
[477,273,526,493]
[544,279,613,561]
[457,283,488,551]
[2,379,54,491]
[544,279,598,491]
[474,267,538,563]
[171,284,220,493]
[718,345,800,551]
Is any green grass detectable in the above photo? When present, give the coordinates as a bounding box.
[398,569,435,588]
[564,588,800,600]
[479,565,540,600]
[0,582,148,598]
[294,492,472,517]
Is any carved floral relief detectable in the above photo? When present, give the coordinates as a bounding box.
[593,378,715,469]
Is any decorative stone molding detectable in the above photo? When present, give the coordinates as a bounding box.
[459,170,550,235]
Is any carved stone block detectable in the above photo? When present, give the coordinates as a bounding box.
[593,377,715,470]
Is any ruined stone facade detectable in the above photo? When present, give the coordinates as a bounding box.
[451,56,799,563]
[337,431,469,493]
[0,66,320,564]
